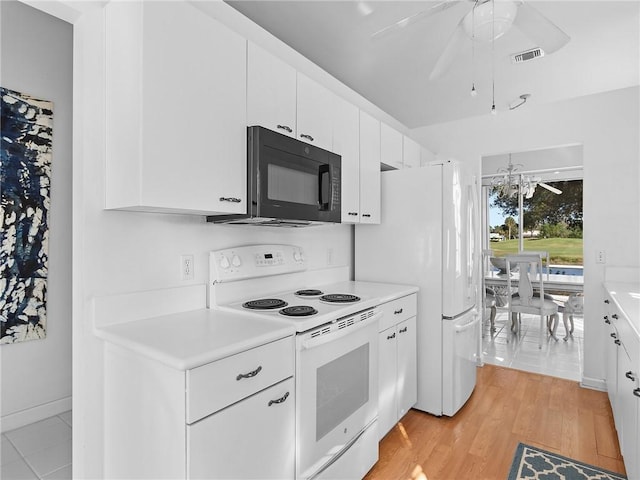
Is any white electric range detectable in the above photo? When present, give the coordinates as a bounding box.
[208,244,390,480]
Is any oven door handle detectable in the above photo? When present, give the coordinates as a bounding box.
[301,311,382,350]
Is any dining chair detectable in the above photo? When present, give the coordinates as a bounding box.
[505,253,560,349]
[482,249,498,333]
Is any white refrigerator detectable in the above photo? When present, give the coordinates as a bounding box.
[355,160,480,416]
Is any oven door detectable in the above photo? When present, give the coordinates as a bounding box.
[249,126,341,223]
[295,310,380,480]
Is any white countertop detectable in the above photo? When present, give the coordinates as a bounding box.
[94,281,418,371]
[95,308,295,370]
[604,281,640,337]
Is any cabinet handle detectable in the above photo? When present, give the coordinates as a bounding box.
[394,308,403,315]
[604,316,610,324]
[612,314,619,319]
[348,212,358,216]
[387,332,396,340]
[220,197,242,203]
[300,133,314,142]
[604,299,610,304]
[236,365,262,381]
[362,214,371,218]
[276,124,293,133]
[268,391,290,407]
[626,371,636,382]
[634,388,640,398]
[615,339,621,346]
[399,326,408,334]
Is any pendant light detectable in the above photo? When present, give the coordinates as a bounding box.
[470,1,478,97]
[490,0,496,115]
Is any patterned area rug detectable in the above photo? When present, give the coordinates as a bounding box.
[508,443,627,480]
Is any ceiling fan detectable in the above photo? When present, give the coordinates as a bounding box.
[372,0,570,80]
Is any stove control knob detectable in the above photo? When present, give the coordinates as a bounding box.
[231,255,242,267]
[219,255,230,269]
[293,250,302,262]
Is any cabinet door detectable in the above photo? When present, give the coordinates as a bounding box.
[380,123,403,170]
[296,73,333,151]
[247,42,297,139]
[105,1,246,214]
[359,111,381,224]
[402,136,421,169]
[378,327,398,440]
[187,378,295,479]
[396,317,418,420]
[333,96,360,223]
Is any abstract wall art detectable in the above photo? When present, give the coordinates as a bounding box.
[1,87,53,344]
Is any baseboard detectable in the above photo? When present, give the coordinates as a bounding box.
[1,396,72,433]
[580,376,607,391]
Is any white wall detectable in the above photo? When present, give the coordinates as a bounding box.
[412,86,640,388]
[0,0,73,432]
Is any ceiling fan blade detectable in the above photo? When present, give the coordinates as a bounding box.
[429,18,468,80]
[512,1,570,54]
[538,182,562,195]
[371,0,461,40]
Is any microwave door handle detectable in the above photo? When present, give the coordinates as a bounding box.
[318,164,330,211]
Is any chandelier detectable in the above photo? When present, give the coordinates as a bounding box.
[491,156,562,199]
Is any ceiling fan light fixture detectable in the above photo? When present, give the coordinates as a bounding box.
[463,1,518,43]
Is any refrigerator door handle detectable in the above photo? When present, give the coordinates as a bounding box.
[454,314,480,334]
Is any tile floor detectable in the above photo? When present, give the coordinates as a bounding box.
[1,411,72,480]
[482,299,584,382]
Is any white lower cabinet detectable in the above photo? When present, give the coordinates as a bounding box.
[377,294,418,439]
[187,377,295,479]
[103,336,295,479]
[603,286,639,480]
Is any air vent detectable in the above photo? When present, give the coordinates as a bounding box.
[511,47,544,64]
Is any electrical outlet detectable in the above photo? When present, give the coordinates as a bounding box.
[181,254,194,281]
[596,250,606,264]
[326,248,333,266]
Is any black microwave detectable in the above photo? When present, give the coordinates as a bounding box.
[207,126,341,226]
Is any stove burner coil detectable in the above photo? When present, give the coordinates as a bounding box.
[279,305,318,317]
[242,298,288,310]
[295,289,324,297]
[320,294,361,303]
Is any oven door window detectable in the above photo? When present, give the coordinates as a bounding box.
[316,344,369,441]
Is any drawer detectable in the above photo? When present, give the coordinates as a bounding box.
[379,294,417,332]
[186,336,294,424]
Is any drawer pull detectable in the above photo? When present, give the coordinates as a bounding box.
[362,214,371,218]
[300,133,314,142]
[634,388,640,398]
[604,316,610,324]
[387,332,396,340]
[348,212,358,216]
[626,371,636,381]
[604,299,610,304]
[615,339,621,346]
[612,314,619,319]
[394,308,403,315]
[399,327,408,334]
[236,365,262,381]
[220,197,242,203]
[276,124,293,133]
[268,391,290,407]
[610,333,617,339]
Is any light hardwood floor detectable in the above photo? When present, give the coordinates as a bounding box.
[365,364,625,480]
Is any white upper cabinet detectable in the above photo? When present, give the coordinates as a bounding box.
[246,42,297,139]
[403,136,421,169]
[359,111,381,224]
[104,2,247,215]
[296,73,334,151]
[332,96,361,223]
[247,44,333,151]
[380,123,403,170]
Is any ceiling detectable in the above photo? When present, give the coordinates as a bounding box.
[226,1,640,129]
